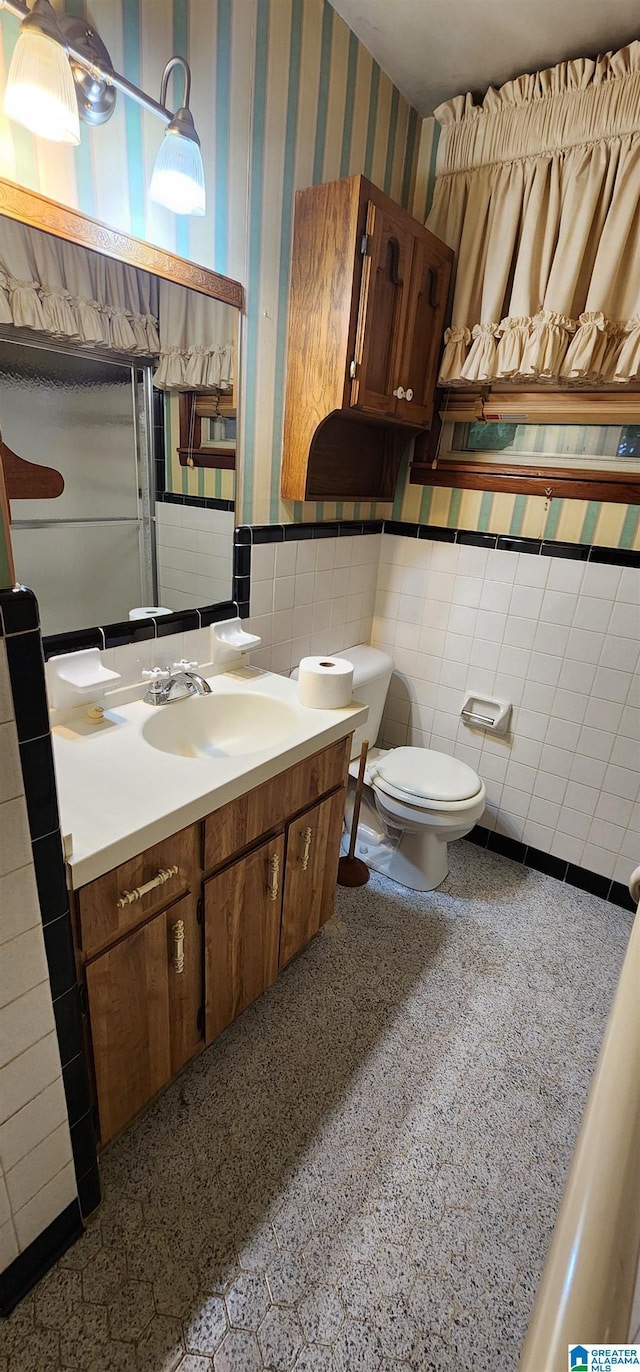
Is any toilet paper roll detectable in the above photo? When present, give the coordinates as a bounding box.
[297,656,354,709]
[128,606,172,620]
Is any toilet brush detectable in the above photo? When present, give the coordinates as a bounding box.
[337,739,370,887]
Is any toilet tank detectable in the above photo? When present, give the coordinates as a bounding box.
[333,645,393,761]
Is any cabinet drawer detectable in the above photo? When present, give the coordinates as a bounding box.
[204,736,350,874]
[78,824,199,957]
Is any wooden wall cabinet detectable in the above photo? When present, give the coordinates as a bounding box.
[75,737,351,1145]
[281,174,453,503]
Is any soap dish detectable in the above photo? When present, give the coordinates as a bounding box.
[213,617,261,664]
[49,648,121,698]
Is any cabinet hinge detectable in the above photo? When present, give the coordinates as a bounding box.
[349,359,358,380]
[197,1006,205,1037]
[196,897,203,926]
[360,232,370,257]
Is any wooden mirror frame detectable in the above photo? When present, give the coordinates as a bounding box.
[411,390,640,504]
[0,178,243,307]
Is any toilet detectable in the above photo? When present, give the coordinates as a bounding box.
[333,644,486,891]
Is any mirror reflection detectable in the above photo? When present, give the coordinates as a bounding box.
[0,206,239,638]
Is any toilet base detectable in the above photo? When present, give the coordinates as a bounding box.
[342,788,450,892]
[346,829,449,892]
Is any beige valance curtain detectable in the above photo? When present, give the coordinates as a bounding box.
[155,280,235,391]
[0,218,234,393]
[0,217,160,355]
[427,42,640,386]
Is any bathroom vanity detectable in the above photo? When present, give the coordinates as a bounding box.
[53,669,366,1145]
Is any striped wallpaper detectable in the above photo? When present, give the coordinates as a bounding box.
[0,9,637,569]
[0,0,418,541]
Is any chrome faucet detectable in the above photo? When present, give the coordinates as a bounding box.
[142,660,212,706]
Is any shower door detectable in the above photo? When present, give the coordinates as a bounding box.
[0,338,155,636]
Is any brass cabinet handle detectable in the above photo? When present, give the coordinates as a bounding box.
[172,919,185,974]
[268,853,280,902]
[116,865,179,909]
[300,827,313,871]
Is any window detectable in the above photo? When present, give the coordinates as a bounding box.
[410,392,640,502]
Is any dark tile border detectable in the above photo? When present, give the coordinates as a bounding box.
[466,825,636,912]
[42,600,239,660]
[232,518,637,627]
[0,587,100,1230]
[157,491,235,513]
[0,1200,82,1316]
[381,520,640,568]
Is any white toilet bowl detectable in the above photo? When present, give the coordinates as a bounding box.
[363,746,486,890]
[331,647,486,892]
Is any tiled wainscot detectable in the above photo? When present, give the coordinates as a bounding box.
[156,498,235,613]
[372,534,639,888]
[243,526,381,676]
[0,592,92,1311]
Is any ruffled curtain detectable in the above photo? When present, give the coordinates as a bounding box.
[154,279,235,391]
[0,217,160,355]
[427,42,640,386]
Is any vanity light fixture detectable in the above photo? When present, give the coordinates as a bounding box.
[149,58,206,217]
[1,0,206,215]
[4,0,80,144]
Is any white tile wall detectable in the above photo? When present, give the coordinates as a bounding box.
[0,642,75,1275]
[245,535,380,676]
[94,625,214,695]
[155,501,234,610]
[372,536,640,886]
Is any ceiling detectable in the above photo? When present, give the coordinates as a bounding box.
[330,0,640,115]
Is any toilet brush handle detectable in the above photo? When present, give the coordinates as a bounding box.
[348,740,369,862]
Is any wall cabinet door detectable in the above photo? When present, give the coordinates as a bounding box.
[86,894,201,1144]
[350,200,415,417]
[395,237,451,427]
[279,789,345,969]
[205,833,284,1044]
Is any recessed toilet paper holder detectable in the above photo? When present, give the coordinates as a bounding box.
[460,693,511,735]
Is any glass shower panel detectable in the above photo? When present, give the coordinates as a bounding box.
[0,339,154,634]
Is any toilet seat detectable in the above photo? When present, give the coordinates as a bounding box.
[370,746,482,809]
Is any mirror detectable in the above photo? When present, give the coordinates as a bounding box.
[0,180,242,640]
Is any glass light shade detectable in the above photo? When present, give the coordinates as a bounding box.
[4,27,80,145]
[150,130,206,216]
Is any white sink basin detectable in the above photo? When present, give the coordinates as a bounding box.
[141,691,299,759]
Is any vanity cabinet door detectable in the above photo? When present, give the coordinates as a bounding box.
[279,789,345,969]
[86,894,201,1144]
[204,833,284,1044]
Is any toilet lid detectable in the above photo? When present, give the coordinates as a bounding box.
[372,747,482,804]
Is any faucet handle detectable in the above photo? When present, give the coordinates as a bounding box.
[142,666,172,682]
[171,659,198,673]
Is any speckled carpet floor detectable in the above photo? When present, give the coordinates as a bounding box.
[0,842,633,1372]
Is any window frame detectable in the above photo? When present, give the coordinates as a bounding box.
[410,391,640,503]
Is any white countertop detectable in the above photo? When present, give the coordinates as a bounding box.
[52,666,367,889]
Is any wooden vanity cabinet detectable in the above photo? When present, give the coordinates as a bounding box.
[281,173,453,502]
[76,736,351,1144]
